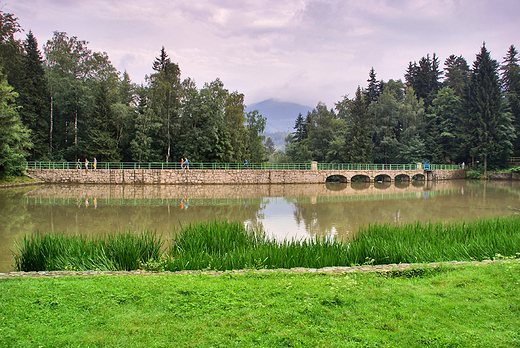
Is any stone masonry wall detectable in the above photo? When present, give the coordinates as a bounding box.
[27,168,467,185]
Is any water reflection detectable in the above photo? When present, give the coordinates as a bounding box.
[1,180,520,272]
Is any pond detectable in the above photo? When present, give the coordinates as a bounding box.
[1,179,519,272]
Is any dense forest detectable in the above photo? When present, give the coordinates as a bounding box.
[1,8,519,179]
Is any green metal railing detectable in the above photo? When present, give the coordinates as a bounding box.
[24,161,462,171]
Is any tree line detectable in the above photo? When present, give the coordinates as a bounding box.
[1,7,519,179]
[0,9,267,178]
[283,48,520,176]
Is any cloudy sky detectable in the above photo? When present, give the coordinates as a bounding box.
[4,0,520,107]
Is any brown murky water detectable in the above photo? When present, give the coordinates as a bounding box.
[1,180,520,272]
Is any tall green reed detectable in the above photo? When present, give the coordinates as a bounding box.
[14,231,162,272]
[13,216,520,272]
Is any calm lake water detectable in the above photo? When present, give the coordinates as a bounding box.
[1,180,520,272]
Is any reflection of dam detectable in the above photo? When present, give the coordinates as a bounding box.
[20,181,459,204]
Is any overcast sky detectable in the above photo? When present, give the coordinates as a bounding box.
[4,0,520,107]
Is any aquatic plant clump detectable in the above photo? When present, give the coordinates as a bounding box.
[12,217,520,272]
[14,231,163,272]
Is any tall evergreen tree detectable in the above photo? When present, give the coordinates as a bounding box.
[405,54,442,107]
[443,55,470,96]
[307,103,336,162]
[395,87,426,163]
[292,112,307,142]
[147,47,181,162]
[369,80,403,164]
[500,45,520,155]
[462,44,515,174]
[344,87,373,163]
[18,31,50,160]
[364,67,381,107]
[425,88,462,163]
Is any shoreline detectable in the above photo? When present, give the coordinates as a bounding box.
[2,259,516,279]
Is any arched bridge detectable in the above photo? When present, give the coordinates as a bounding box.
[25,161,464,184]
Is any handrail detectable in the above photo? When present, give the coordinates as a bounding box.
[24,161,462,171]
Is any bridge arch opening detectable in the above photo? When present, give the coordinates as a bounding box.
[351,175,370,183]
[326,175,348,183]
[413,174,426,181]
[374,174,392,183]
[395,174,411,182]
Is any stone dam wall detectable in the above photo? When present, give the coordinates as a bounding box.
[26,168,466,185]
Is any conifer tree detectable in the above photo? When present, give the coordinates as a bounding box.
[364,67,381,107]
[293,113,307,142]
[444,55,470,96]
[462,44,515,174]
[344,87,373,163]
[18,31,50,160]
[500,45,520,155]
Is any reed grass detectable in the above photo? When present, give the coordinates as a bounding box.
[13,216,520,272]
[14,231,162,272]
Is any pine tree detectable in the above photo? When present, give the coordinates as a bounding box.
[500,45,520,155]
[364,67,381,107]
[293,113,306,142]
[18,31,50,160]
[344,87,373,163]
[148,47,181,162]
[425,88,462,163]
[462,44,515,174]
[444,55,470,96]
[405,54,442,107]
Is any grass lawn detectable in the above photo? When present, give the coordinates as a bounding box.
[1,261,519,347]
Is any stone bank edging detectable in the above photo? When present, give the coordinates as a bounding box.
[1,259,516,279]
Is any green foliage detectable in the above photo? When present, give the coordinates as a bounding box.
[343,87,373,163]
[14,216,520,272]
[14,231,163,272]
[3,5,520,168]
[0,71,32,179]
[246,109,266,162]
[461,44,515,173]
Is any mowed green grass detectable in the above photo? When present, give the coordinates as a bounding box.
[1,261,519,347]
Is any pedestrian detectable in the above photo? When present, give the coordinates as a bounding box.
[85,158,89,170]
[181,158,184,169]
[245,159,248,168]
[93,157,97,170]
[462,162,465,170]
[185,158,189,170]
[76,159,81,169]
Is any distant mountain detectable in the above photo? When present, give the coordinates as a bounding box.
[245,99,313,133]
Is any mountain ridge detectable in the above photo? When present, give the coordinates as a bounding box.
[245,99,313,133]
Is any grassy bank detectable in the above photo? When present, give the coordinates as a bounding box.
[0,175,37,186]
[1,261,519,347]
[13,217,520,272]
